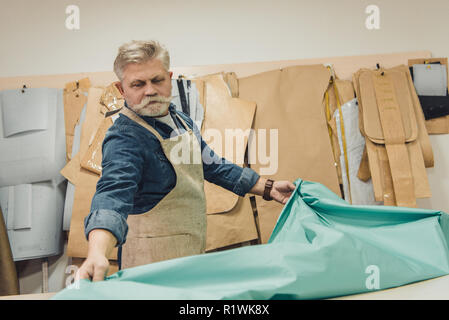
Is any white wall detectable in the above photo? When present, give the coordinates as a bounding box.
[1,0,449,77]
[1,0,448,294]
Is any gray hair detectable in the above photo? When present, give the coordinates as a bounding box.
[113,40,170,81]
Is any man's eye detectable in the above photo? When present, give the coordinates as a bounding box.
[132,83,144,87]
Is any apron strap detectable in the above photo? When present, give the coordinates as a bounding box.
[119,107,165,142]
[174,113,192,132]
[176,79,190,115]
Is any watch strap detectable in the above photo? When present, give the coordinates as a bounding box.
[263,179,274,201]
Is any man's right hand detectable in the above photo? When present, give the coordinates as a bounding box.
[76,229,117,282]
[77,253,110,282]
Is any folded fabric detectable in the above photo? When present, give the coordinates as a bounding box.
[53,179,449,300]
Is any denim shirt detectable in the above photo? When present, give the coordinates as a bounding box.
[84,103,260,246]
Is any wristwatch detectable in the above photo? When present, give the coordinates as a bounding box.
[263,179,274,201]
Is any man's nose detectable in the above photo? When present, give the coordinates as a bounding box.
[144,83,158,96]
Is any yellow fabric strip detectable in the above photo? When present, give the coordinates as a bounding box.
[333,79,352,204]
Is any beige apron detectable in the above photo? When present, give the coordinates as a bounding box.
[119,107,206,269]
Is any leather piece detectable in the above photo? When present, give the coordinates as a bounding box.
[64,87,118,260]
[377,143,396,205]
[66,163,115,259]
[425,115,449,134]
[324,84,342,184]
[384,144,416,207]
[205,196,258,251]
[63,78,90,162]
[195,73,259,250]
[239,65,340,243]
[335,80,356,104]
[100,82,124,113]
[408,140,431,199]
[397,65,434,168]
[408,58,449,135]
[80,117,113,175]
[354,66,432,206]
[63,91,87,162]
[64,78,91,93]
[357,69,418,144]
[197,74,256,215]
[78,88,106,162]
[325,79,357,191]
[371,71,416,207]
[223,72,239,98]
[357,146,371,182]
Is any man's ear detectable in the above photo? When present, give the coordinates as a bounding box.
[115,81,124,95]
[169,71,173,79]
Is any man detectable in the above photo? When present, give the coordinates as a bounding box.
[78,40,296,281]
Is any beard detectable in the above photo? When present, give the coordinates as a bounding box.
[130,95,173,117]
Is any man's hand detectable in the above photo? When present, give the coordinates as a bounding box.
[249,177,296,204]
[76,229,117,282]
[77,253,110,282]
[270,181,296,204]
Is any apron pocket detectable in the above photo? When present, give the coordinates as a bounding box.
[121,234,201,268]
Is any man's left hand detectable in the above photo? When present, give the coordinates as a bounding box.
[270,181,296,204]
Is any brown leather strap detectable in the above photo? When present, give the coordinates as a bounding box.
[371,71,416,207]
[263,179,274,201]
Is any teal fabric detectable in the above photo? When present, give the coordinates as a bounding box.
[53,179,449,300]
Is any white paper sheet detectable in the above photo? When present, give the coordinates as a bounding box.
[0,181,64,261]
[1,88,49,137]
[334,98,380,205]
[171,79,204,129]
[413,64,447,96]
[0,88,66,187]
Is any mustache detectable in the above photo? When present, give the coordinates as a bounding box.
[134,95,172,109]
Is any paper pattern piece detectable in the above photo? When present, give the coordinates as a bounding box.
[0,88,66,188]
[0,181,65,261]
[239,65,340,243]
[354,65,432,207]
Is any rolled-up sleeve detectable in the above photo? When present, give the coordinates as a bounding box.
[84,127,145,246]
[201,142,259,196]
[84,209,128,246]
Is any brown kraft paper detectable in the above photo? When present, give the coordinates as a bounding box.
[238,65,340,243]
